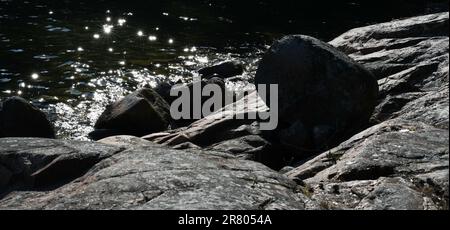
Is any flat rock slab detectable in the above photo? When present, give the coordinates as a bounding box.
[330,12,449,128]
[143,91,269,151]
[0,138,309,210]
[287,119,449,210]
[0,138,123,192]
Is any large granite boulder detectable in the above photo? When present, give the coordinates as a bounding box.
[0,137,311,210]
[255,35,379,154]
[0,97,55,138]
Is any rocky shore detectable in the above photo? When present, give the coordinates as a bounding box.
[0,12,448,210]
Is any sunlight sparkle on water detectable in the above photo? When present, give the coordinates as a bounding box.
[77,47,84,52]
[118,18,126,26]
[31,73,39,80]
[148,35,157,41]
[168,38,174,44]
[103,24,113,34]
[197,56,209,63]
[93,34,100,39]
[137,30,144,37]
[184,47,197,52]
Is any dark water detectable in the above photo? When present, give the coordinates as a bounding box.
[0,0,447,139]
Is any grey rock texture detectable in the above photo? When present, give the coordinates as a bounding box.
[98,135,158,148]
[142,92,287,168]
[329,12,449,128]
[143,91,267,146]
[0,13,448,210]
[0,138,309,210]
[255,35,379,154]
[287,119,448,210]
[0,97,55,138]
[0,138,122,194]
[286,12,449,210]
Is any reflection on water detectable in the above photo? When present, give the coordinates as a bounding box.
[0,0,441,139]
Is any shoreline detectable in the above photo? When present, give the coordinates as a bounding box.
[0,12,448,210]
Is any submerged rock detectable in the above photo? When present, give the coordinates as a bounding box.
[255,35,379,155]
[93,88,171,139]
[198,60,244,79]
[0,97,55,138]
[0,137,310,210]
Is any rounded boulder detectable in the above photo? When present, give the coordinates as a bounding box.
[255,35,378,153]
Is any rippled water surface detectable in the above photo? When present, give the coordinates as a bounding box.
[0,0,442,139]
